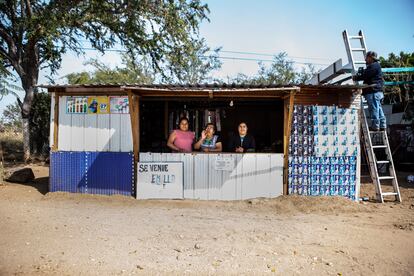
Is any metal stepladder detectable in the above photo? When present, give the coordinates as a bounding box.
[343,30,402,203]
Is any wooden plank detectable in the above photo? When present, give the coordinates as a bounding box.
[283,92,295,195]
[134,95,140,159]
[128,91,140,161]
[164,101,169,140]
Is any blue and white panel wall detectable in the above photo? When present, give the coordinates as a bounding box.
[49,94,134,195]
[139,153,284,200]
[56,96,132,152]
[288,104,361,200]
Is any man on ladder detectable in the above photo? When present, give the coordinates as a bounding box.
[353,51,387,132]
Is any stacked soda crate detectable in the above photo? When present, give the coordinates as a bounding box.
[288,105,358,199]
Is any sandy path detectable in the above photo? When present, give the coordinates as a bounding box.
[0,165,413,275]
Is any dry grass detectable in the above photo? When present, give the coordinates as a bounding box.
[0,130,24,162]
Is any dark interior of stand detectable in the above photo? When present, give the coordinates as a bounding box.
[139,99,284,153]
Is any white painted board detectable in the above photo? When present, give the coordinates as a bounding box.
[136,162,184,199]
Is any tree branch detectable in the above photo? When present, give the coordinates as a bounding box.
[0,25,16,54]
[0,45,14,65]
[24,0,33,18]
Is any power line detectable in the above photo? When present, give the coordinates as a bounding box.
[218,50,333,61]
[77,47,329,66]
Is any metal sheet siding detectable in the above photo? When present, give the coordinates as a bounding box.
[71,114,85,151]
[50,152,86,193]
[58,97,72,151]
[96,114,111,151]
[84,114,98,151]
[138,152,284,200]
[109,114,121,151]
[57,96,133,152]
[86,152,133,196]
[50,151,133,196]
[120,115,133,152]
[49,93,55,147]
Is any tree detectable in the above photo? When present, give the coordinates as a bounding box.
[66,40,222,85]
[65,54,155,84]
[0,101,22,131]
[379,52,414,105]
[0,0,211,160]
[229,52,317,85]
[29,92,50,156]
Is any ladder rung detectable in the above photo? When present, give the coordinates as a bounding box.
[349,35,363,39]
[381,192,398,196]
[372,145,387,148]
[351,48,366,51]
[378,176,395,180]
[376,160,390,164]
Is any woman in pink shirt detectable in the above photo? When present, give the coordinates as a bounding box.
[167,117,195,152]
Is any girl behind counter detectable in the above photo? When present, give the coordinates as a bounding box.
[194,123,222,152]
[167,117,195,152]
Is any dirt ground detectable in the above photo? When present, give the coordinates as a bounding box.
[0,165,413,275]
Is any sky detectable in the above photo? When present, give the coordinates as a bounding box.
[1,0,413,112]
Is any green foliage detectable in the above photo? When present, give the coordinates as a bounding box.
[379,52,414,68]
[229,52,317,85]
[29,92,50,155]
[66,41,222,85]
[1,0,213,159]
[379,51,414,119]
[0,101,22,131]
[0,0,212,81]
[0,77,24,101]
[66,54,155,84]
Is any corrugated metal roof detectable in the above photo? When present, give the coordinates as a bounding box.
[38,83,366,90]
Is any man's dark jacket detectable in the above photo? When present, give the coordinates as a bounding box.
[355,61,384,95]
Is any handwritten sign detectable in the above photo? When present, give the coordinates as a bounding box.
[215,156,235,171]
[136,162,183,199]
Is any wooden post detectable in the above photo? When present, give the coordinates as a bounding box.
[128,91,140,162]
[164,101,169,140]
[283,91,296,195]
[52,93,60,151]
